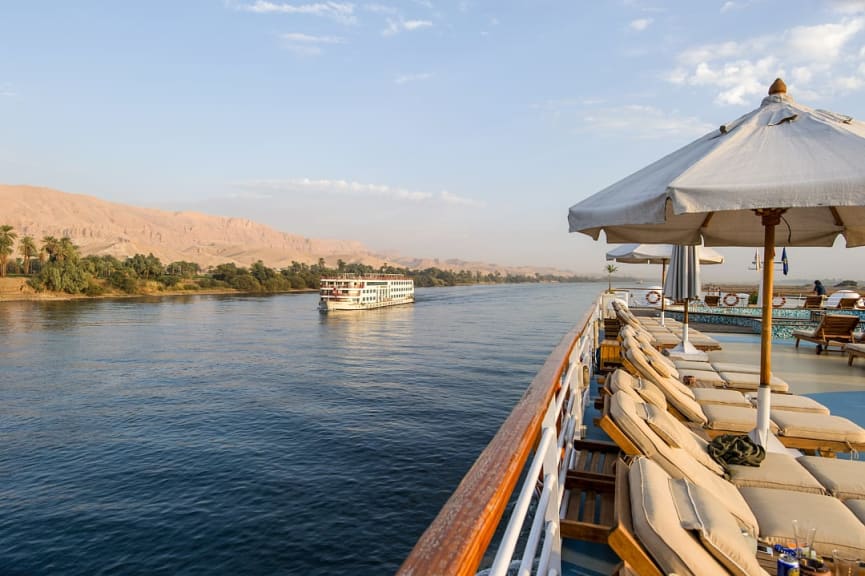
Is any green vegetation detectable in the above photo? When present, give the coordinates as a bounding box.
[0,224,597,296]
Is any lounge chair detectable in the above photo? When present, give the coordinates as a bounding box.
[803,295,825,309]
[602,393,865,565]
[792,313,860,354]
[838,297,860,309]
[847,342,865,366]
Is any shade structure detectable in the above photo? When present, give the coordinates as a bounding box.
[568,79,865,447]
[605,243,724,265]
[664,245,703,357]
[606,244,724,324]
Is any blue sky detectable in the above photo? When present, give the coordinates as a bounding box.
[4,0,865,281]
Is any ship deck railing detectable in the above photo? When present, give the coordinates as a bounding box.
[398,294,607,576]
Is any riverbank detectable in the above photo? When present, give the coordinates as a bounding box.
[0,277,317,302]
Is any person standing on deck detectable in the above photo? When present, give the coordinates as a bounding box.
[813,280,826,296]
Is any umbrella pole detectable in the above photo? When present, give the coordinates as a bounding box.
[755,210,783,447]
[660,260,667,326]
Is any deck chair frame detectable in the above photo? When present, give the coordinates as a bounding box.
[608,457,664,576]
[793,314,860,354]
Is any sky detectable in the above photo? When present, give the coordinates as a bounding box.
[4,0,865,282]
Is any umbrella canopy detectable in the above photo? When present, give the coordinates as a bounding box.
[606,243,724,265]
[569,79,865,248]
[568,79,865,447]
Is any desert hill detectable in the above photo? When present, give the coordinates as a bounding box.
[0,185,574,276]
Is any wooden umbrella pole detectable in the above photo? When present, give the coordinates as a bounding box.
[755,209,784,446]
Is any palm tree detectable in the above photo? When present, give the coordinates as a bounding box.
[605,264,618,292]
[41,235,59,263]
[0,225,18,277]
[18,235,37,275]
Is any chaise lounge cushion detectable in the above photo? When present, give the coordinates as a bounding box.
[642,403,725,477]
[674,360,714,372]
[678,368,727,388]
[670,478,767,576]
[760,393,830,415]
[693,388,751,407]
[846,499,865,525]
[610,393,760,536]
[701,404,779,434]
[628,457,736,576]
[739,487,865,558]
[727,452,826,495]
[608,370,668,411]
[718,372,790,393]
[797,456,865,500]
[770,411,865,443]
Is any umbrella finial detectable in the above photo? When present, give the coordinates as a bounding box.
[768,78,787,95]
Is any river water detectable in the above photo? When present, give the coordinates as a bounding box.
[0,283,604,575]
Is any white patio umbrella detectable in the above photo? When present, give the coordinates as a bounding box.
[569,78,865,447]
[663,245,704,358]
[605,243,724,324]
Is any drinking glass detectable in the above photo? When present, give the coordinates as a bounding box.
[792,520,817,558]
[833,549,861,576]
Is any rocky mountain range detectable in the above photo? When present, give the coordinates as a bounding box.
[0,185,573,276]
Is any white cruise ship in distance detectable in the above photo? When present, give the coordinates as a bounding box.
[318,273,414,313]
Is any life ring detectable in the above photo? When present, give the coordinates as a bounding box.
[723,293,739,307]
[645,291,661,304]
[773,295,786,307]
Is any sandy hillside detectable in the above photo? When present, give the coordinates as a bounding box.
[0,185,394,270]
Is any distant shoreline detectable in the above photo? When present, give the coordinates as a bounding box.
[0,277,319,303]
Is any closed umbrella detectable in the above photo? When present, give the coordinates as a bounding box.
[663,245,703,358]
[568,78,865,447]
[606,243,724,324]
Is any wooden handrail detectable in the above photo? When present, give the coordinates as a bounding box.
[397,301,598,575]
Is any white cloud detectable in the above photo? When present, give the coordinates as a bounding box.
[394,72,433,84]
[382,17,432,35]
[440,190,483,206]
[580,104,714,140]
[235,178,483,207]
[629,18,653,32]
[363,3,397,14]
[0,84,15,97]
[667,17,865,104]
[238,1,357,25]
[280,32,345,55]
[829,0,865,14]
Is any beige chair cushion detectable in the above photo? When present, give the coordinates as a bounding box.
[693,388,751,407]
[760,393,830,415]
[670,478,767,576]
[728,452,826,494]
[642,403,725,476]
[770,411,865,443]
[846,499,865,525]
[797,456,865,500]
[701,404,779,434]
[711,362,761,374]
[609,370,668,411]
[719,372,790,393]
[651,377,708,426]
[740,487,865,558]
[675,360,715,372]
[611,394,760,537]
[628,457,732,576]
[678,368,727,387]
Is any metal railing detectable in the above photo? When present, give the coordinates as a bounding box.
[398,295,602,576]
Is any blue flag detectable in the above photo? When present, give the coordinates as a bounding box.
[782,247,789,276]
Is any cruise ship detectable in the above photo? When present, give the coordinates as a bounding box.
[317,273,414,313]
